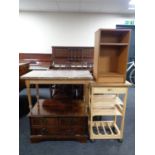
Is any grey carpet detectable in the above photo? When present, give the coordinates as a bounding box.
[19,87,135,155]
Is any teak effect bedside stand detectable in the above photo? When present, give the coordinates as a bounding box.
[21,70,93,143]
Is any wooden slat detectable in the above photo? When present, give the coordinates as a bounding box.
[102,122,107,135]
[107,123,114,135]
[91,106,122,116]
[90,134,121,139]
[114,123,120,135]
[95,122,100,135]
[91,95,123,108]
[116,104,123,113]
[90,121,122,139]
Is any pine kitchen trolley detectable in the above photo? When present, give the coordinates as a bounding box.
[89,81,131,141]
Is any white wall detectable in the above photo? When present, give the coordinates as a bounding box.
[19,11,134,53]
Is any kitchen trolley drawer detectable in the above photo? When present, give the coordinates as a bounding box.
[92,87,127,94]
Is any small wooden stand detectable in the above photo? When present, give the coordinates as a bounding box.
[21,70,93,143]
[89,81,131,141]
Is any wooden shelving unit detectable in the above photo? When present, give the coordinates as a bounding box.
[93,29,131,83]
[89,83,130,141]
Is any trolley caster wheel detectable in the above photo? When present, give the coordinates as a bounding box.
[90,139,95,143]
[117,139,123,143]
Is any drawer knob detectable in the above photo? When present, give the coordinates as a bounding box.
[108,88,112,91]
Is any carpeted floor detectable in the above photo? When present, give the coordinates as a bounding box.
[19,87,135,155]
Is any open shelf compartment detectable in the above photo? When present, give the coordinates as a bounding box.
[90,121,121,139]
[97,45,128,82]
[100,29,130,44]
[91,95,123,105]
[93,29,130,83]
[91,105,122,116]
[90,95,123,116]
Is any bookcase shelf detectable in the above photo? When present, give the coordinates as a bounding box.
[100,43,128,46]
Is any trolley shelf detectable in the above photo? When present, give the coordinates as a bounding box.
[90,96,123,116]
[91,105,122,116]
[90,121,121,139]
[91,95,123,106]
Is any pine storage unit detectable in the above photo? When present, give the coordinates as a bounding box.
[93,29,131,83]
[89,82,131,141]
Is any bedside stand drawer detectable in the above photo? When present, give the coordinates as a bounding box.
[59,117,86,126]
[30,117,42,126]
[31,127,60,135]
[30,117,59,127]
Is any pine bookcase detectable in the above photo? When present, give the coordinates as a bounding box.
[93,29,131,83]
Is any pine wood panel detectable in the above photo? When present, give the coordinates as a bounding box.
[21,70,93,80]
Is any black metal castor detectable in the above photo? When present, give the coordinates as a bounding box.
[90,139,95,143]
[117,139,123,143]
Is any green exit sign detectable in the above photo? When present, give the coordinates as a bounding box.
[125,20,134,25]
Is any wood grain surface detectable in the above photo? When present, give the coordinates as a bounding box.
[21,70,93,80]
